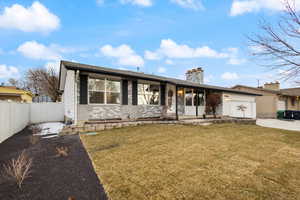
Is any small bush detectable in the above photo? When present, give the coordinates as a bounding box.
[56,146,69,157]
[29,135,39,145]
[2,150,33,189]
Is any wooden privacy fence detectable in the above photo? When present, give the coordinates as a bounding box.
[0,102,64,143]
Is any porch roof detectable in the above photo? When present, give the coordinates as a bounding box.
[60,60,260,96]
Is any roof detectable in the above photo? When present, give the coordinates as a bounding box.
[232,84,300,97]
[0,86,33,97]
[0,93,21,97]
[280,87,300,96]
[59,60,260,96]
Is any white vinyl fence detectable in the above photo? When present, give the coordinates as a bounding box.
[0,102,64,143]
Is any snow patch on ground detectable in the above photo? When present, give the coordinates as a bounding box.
[34,122,65,138]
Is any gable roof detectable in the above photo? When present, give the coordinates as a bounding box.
[59,60,260,96]
[232,84,300,97]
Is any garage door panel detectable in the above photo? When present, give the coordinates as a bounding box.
[230,101,253,118]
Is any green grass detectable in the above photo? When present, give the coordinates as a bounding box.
[81,124,300,200]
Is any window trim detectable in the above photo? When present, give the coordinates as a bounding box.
[88,77,121,105]
[137,83,160,106]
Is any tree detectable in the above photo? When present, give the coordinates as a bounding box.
[248,0,300,82]
[205,93,221,118]
[7,78,29,90]
[26,67,60,102]
[7,67,60,102]
[8,78,19,87]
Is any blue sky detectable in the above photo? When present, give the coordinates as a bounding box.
[0,0,296,88]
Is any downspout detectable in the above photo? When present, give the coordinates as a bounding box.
[74,70,79,125]
[176,85,178,120]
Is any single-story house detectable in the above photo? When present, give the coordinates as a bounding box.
[232,82,300,118]
[0,86,33,103]
[59,60,259,124]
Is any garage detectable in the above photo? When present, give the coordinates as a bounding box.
[222,92,257,119]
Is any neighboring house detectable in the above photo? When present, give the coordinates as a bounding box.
[0,86,33,103]
[232,82,300,118]
[59,60,259,124]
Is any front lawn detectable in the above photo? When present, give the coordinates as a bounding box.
[81,124,300,200]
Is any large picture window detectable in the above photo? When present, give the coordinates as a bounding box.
[185,89,205,106]
[138,83,160,105]
[88,78,120,104]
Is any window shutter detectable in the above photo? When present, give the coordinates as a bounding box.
[132,80,138,105]
[80,74,88,104]
[160,84,166,106]
[122,80,128,105]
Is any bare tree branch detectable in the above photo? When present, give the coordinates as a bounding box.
[248,0,300,82]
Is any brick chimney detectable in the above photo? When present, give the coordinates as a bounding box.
[263,81,280,90]
[186,67,204,84]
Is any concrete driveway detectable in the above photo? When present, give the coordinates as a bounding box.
[256,119,300,131]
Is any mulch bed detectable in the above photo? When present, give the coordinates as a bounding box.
[0,127,108,200]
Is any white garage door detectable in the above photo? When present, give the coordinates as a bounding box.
[223,93,256,119]
[229,101,255,118]
[277,100,286,111]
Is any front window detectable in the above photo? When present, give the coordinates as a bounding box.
[138,83,160,105]
[88,78,120,104]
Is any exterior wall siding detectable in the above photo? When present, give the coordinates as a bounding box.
[63,70,75,122]
[78,105,163,120]
[77,77,165,122]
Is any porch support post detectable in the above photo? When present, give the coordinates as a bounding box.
[196,90,198,117]
[175,85,178,120]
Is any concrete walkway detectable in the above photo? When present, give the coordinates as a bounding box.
[256,119,300,132]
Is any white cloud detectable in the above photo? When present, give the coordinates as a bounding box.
[226,47,247,65]
[230,0,300,16]
[0,64,19,79]
[165,59,174,65]
[145,39,228,60]
[170,0,204,10]
[158,67,166,73]
[120,0,152,7]
[100,44,144,67]
[17,41,62,60]
[0,1,60,33]
[221,72,239,80]
[144,50,161,60]
[96,0,105,5]
[17,41,79,61]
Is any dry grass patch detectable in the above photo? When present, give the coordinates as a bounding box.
[81,124,300,200]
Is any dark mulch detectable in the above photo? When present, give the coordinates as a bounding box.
[0,127,108,200]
